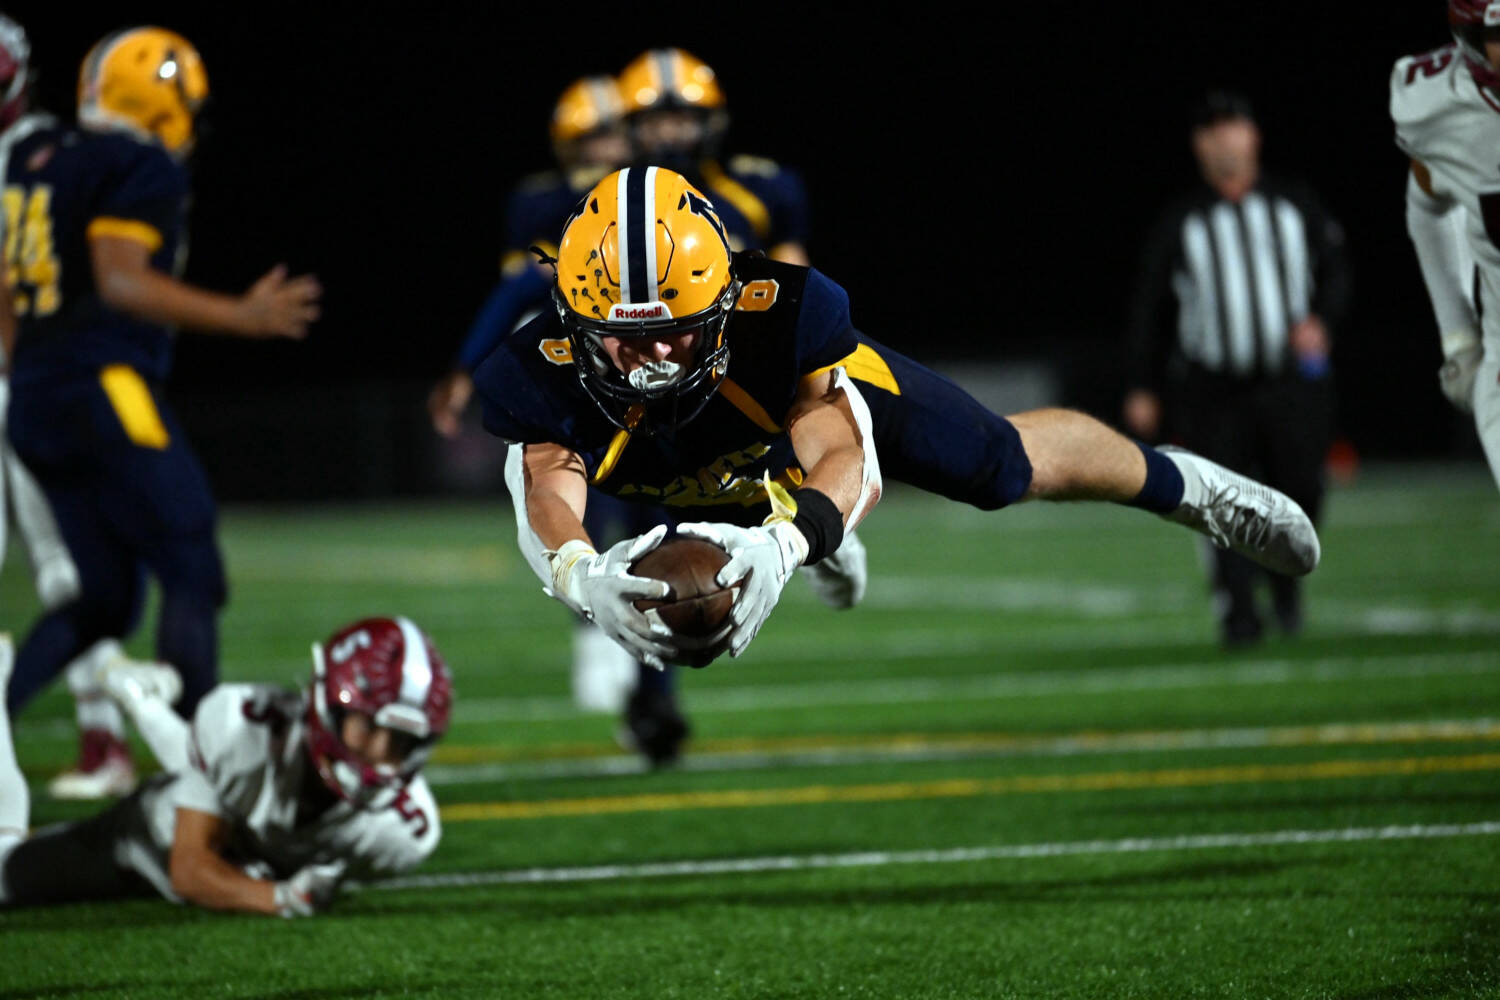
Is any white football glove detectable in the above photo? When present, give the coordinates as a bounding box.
[1439,343,1483,414]
[273,859,347,918]
[675,519,808,659]
[547,525,675,669]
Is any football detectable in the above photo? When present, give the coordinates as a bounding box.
[631,536,734,665]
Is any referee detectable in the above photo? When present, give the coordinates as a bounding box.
[1123,91,1352,646]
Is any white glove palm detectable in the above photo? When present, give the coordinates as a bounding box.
[1439,344,1483,414]
[549,526,674,668]
[274,859,347,918]
[675,519,808,658]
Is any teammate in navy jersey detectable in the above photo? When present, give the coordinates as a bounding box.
[428,75,630,439]
[474,168,1322,670]
[618,48,810,267]
[0,28,320,785]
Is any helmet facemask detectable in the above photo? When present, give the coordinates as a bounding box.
[558,278,736,436]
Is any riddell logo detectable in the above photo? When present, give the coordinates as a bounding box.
[609,303,671,321]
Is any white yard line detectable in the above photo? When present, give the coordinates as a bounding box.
[366,820,1500,892]
[442,650,1500,724]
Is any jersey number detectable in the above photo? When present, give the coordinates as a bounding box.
[393,788,429,838]
[1404,48,1454,86]
[2,185,62,317]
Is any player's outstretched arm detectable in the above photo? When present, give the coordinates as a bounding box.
[168,807,280,914]
[1405,160,1483,412]
[508,442,675,667]
[91,236,321,339]
[679,369,882,658]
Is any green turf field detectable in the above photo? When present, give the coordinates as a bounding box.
[2,465,1498,998]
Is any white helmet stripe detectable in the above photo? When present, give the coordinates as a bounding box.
[394,615,433,712]
[616,168,632,304]
[642,165,659,302]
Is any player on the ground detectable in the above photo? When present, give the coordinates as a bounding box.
[0,27,321,783]
[474,168,1321,668]
[618,47,810,267]
[0,616,451,913]
[1393,1,1500,488]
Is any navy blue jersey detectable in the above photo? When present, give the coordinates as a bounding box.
[498,166,609,276]
[476,255,856,525]
[2,119,189,382]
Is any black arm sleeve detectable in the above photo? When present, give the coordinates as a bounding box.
[1297,183,1354,335]
[1123,206,1185,393]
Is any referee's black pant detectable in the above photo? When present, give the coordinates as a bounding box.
[1175,365,1334,643]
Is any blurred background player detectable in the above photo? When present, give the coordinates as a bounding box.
[0,15,142,800]
[0,616,450,914]
[0,28,321,793]
[1393,2,1500,490]
[618,47,810,266]
[424,75,653,742]
[1122,91,1350,647]
[427,74,630,439]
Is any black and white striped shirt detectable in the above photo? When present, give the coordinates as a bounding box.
[1127,176,1351,388]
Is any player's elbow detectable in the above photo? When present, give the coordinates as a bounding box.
[94,267,146,315]
[167,848,206,902]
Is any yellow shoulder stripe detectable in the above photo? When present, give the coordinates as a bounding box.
[700,161,771,240]
[87,217,164,252]
[803,343,901,396]
[719,378,782,433]
[99,364,170,450]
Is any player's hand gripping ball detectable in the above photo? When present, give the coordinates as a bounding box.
[631,536,734,667]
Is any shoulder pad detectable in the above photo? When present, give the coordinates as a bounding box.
[726,154,783,178]
[515,169,567,195]
[187,683,294,779]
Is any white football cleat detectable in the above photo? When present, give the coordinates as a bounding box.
[47,729,136,800]
[99,657,184,708]
[797,530,867,609]
[1160,446,1321,577]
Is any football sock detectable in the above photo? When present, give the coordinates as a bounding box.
[0,635,30,851]
[1125,442,1186,513]
[66,640,127,740]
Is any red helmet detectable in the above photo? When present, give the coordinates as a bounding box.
[0,15,30,132]
[306,616,453,809]
[1450,0,1500,92]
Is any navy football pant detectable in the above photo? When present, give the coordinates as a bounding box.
[853,338,1034,510]
[5,370,227,717]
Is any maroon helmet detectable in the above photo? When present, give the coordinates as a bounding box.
[1451,0,1500,92]
[0,15,29,132]
[306,616,454,809]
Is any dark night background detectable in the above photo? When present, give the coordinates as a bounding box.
[11,3,1465,499]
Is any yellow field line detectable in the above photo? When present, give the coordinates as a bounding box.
[440,752,1500,823]
[430,720,1500,765]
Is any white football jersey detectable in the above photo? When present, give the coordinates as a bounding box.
[1391,44,1500,351]
[126,683,440,901]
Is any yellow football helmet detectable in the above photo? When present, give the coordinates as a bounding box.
[618,48,729,169]
[551,75,626,145]
[77,27,208,157]
[617,48,725,114]
[553,166,738,434]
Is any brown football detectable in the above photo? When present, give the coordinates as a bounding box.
[631,536,734,664]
